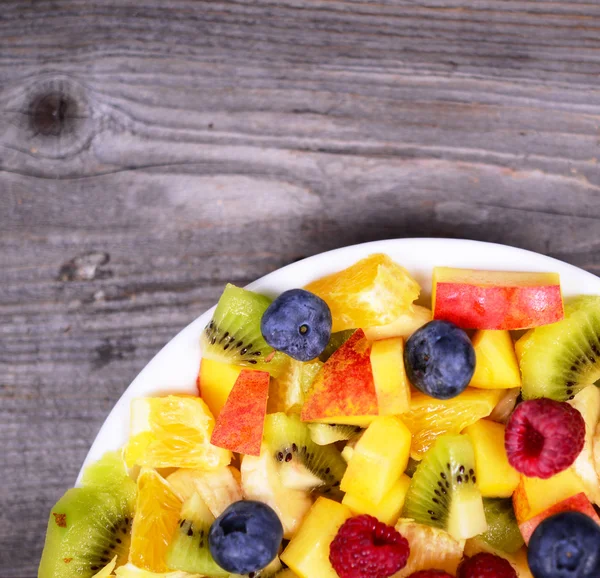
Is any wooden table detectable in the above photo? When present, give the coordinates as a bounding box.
[2,1,599,575]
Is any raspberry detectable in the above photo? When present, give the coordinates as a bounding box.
[408,570,453,578]
[457,553,517,578]
[504,398,585,479]
[329,515,410,578]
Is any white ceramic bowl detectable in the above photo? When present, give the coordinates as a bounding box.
[77,238,600,483]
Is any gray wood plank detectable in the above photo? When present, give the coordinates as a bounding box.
[1,1,600,576]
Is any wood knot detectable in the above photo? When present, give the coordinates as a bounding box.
[29,91,80,137]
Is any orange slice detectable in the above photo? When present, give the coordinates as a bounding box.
[125,396,231,470]
[304,254,420,332]
[129,469,183,573]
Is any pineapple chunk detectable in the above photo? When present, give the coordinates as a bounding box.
[342,474,411,525]
[469,330,521,389]
[340,416,411,504]
[281,497,351,578]
[363,305,432,341]
[370,337,411,415]
[464,420,519,498]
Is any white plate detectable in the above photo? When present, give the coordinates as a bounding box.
[77,238,600,483]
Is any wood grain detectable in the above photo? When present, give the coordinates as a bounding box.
[1,1,600,576]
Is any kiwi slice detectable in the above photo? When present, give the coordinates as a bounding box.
[402,434,487,540]
[264,413,347,495]
[229,556,285,577]
[478,498,524,554]
[201,284,286,375]
[520,296,600,401]
[38,452,136,578]
[307,423,362,446]
[166,492,228,576]
[318,329,356,362]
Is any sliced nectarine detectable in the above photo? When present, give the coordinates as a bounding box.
[433,267,564,330]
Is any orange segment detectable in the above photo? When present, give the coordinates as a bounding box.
[129,469,183,572]
[304,254,420,332]
[125,396,231,470]
[401,388,503,460]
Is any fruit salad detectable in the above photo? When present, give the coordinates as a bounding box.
[39,254,600,578]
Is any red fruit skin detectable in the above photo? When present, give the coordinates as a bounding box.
[408,571,455,578]
[301,329,378,421]
[210,369,270,456]
[329,514,410,578]
[457,553,517,578]
[504,398,585,479]
[519,492,600,545]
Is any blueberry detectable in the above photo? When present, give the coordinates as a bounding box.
[528,511,600,578]
[261,289,332,361]
[208,500,283,575]
[404,320,475,399]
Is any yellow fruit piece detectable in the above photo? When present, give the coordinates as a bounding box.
[394,518,465,577]
[464,538,533,578]
[198,358,242,419]
[129,469,183,573]
[402,388,503,460]
[470,330,521,389]
[364,305,432,341]
[92,556,117,578]
[464,420,519,497]
[268,358,323,415]
[125,396,231,470]
[370,338,411,415]
[512,469,585,523]
[166,466,242,517]
[304,254,421,332]
[281,497,352,578]
[514,329,534,364]
[341,416,411,504]
[115,563,203,577]
[342,474,411,525]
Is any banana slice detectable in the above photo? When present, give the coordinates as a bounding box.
[241,444,312,539]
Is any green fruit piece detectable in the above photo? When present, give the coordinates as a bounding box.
[520,296,600,401]
[402,435,487,541]
[264,413,347,494]
[478,498,524,554]
[166,492,228,576]
[201,284,287,376]
[318,329,356,362]
[38,452,135,578]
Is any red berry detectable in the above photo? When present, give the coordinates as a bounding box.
[504,398,585,479]
[408,570,454,578]
[329,515,410,578]
[457,553,517,578]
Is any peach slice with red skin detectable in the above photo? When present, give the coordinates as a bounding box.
[432,267,564,330]
[518,492,600,545]
[301,329,378,426]
[210,369,270,456]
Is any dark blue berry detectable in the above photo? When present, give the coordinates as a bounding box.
[528,511,600,578]
[208,500,283,574]
[261,289,332,361]
[404,320,475,399]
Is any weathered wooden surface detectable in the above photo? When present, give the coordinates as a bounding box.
[1,1,600,575]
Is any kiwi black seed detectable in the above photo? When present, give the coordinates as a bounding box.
[166,493,228,576]
[520,296,600,401]
[201,284,286,376]
[403,434,487,540]
[264,413,347,494]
